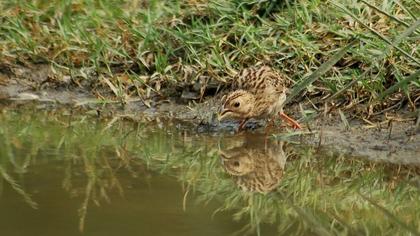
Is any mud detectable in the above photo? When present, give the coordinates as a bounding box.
[305,119,419,164]
[1,64,419,163]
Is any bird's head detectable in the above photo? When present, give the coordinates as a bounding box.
[219,149,254,176]
[218,90,254,121]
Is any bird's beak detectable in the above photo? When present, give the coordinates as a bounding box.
[217,108,231,121]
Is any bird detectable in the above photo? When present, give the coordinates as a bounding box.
[217,65,301,131]
[219,139,287,193]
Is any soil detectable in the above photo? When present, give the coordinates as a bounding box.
[304,119,419,164]
[1,64,419,163]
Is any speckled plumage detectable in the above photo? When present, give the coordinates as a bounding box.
[220,141,286,193]
[218,66,300,129]
[232,65,292,93]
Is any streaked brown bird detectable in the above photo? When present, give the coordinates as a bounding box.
[218,66,301,130]
[220,140,287,193]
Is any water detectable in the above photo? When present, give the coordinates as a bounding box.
[0,166,243,236]
[1,105,420,235]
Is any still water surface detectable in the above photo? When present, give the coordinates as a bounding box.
[0,164,244,236]
[1,105,420,235]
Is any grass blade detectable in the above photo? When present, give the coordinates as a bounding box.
[286,40,357,104]
[277,191,334,236]
[378,70,420,100]
[359,193,420,236]
[393,19,420,47]
[328,19,420,101]
[0,166,38,209]
[361,0,420,34]
[333,3,420,66]
[395,0,419,20]
[338,109,350,130]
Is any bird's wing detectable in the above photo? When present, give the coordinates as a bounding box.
[233,66,291,94]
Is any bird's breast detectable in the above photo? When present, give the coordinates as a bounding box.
[271,92,287,114]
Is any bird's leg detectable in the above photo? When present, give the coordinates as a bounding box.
[264,118,275,134]
[279,112,302,129]
[238,118,249,131]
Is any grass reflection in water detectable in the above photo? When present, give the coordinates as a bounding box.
[0,107,420,235]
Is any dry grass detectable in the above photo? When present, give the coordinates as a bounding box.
[0,0,419,118]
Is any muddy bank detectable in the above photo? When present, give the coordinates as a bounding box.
[304,119,419,164]
[1,64,419,163]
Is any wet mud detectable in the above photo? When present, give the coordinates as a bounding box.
[1,64,419,163]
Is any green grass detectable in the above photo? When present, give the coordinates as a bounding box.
[0,0,418,116]
[1,106,420,235]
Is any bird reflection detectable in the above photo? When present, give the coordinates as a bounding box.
[219,136,288,193]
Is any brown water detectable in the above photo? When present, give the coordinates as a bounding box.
[0,162,244,236]
[0,106,274,236]
[1,105,420,235]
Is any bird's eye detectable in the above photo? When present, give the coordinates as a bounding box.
[233,161,240,167]
[233,102,240,108]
